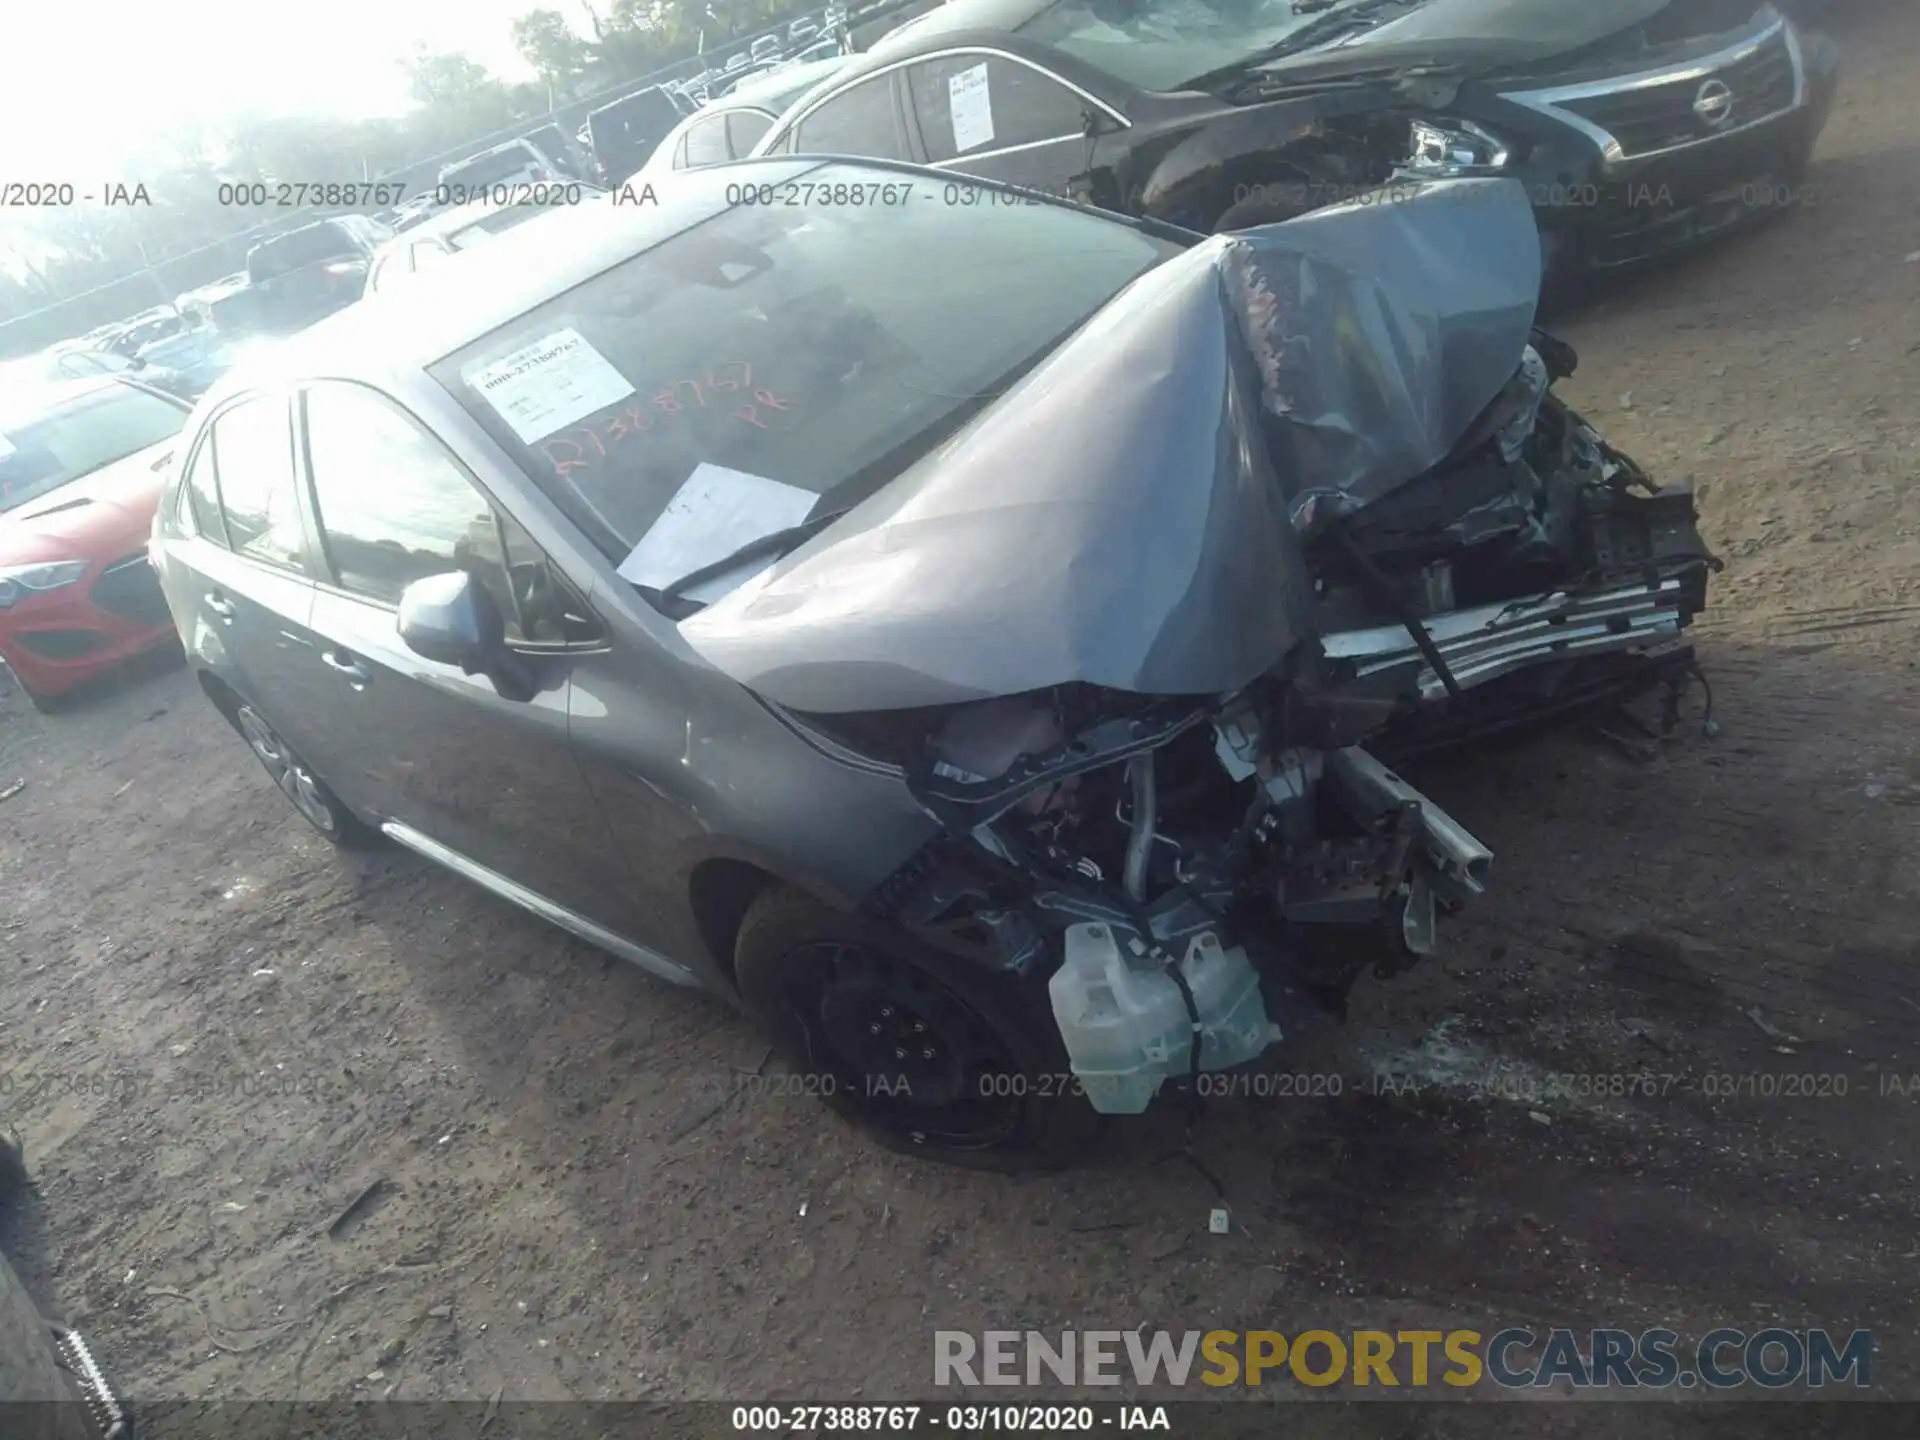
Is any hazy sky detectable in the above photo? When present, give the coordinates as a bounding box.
[6,0,585,171]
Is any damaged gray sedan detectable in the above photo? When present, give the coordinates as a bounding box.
[153,156,1716,1167]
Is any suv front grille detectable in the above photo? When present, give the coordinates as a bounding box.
[90,553,171,627]
[1552,26,1799,158]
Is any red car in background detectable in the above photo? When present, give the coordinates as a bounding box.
[0,377,193,712]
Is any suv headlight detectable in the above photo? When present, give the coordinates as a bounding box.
[1406,118,1512,176]
[0,560,89,610]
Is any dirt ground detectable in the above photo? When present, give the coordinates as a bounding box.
[3,2,1920,1426]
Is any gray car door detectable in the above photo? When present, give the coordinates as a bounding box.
[291,380,668,950]
[180,392,340,760]
[782,71,914,159]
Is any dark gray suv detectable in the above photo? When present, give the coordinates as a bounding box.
[151,157,1712,1167]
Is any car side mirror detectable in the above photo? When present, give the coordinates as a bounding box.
[399,571,539,700]
[398,570,506,671]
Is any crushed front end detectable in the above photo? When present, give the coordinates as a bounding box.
[811,677,1491,1114]
[682,176,1714,1117]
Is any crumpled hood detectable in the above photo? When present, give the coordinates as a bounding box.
[680,178,1541,715]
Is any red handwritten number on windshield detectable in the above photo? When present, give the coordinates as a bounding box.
[535,361,791,478]
[605,403,655,443]
[734,390,790,430]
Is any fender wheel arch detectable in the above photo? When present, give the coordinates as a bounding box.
[732,883,1101,1170]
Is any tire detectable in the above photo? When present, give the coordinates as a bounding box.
[733,885,1100,1170]
[234,702,381,850]
[3,664,66,715]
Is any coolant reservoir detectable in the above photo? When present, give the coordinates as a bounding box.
[1047,923,1277,1115]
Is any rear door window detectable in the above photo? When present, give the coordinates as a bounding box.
[906,55,1089,161]
[728,110,775,156]
[680,115,732,168]
[180,433,227,544]
[211,395,307,572]
[792,76,909,159]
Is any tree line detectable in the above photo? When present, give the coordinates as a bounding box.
[0,0,806,355]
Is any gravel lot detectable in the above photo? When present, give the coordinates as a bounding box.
[2,3,1917,1427]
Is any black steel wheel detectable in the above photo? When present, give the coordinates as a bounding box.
[734,886,1099,1170]
[234,703,379,849]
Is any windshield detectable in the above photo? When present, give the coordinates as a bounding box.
[1017,0,1394,92]
[0,386,186,512]
[432,165,1183,584]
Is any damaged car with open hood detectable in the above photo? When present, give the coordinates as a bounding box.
[151,156,1717,1168]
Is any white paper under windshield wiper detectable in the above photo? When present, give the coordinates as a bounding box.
[655,505,851,606]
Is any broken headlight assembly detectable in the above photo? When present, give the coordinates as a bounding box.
[803,680,1493,1115]
[1404,118,1513,176]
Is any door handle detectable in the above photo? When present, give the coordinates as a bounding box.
[321,649,370,685]
[205,592,235,621]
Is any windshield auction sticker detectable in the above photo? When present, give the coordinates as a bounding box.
[466,327,635,444]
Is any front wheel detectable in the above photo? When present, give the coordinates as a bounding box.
[4,665,68,716]
[733,886,1099,1170]
[234,703,380,849]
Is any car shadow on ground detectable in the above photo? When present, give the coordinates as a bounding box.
[0,642,188,725]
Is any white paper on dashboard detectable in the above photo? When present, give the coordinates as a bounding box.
[0,432,15,462]
[948,63,995,153]
[617,463,819,603]
[463,327,635,444]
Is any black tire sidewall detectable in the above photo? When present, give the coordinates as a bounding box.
[733,886,1099,1170]
[5,663,63,715]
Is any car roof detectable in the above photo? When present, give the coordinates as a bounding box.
[710,55,853,111]
[248,217,348,252]
[446,138,540,166]
[590,85,675,119]
[184,275,252,304]
[384,193,555,245]
[868,0,1051,54]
